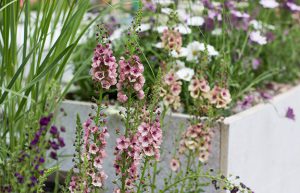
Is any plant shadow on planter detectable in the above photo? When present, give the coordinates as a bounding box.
[50,100,221,192]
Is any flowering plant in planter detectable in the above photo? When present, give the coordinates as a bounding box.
[62,4,253,193]
[67,0,300,168]
[70,0,300,113]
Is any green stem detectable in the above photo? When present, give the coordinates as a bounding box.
[162,174,228,192]
[137,158,149,193]
[151,161,157,193]
[94,87,103,125]
[180,151,192,193]
[121,92,132,193]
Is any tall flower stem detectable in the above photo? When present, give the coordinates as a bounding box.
[180,151,192,193]
[121,92,132,193]
[94,87,103,126]
[151,161,157,193]
[137,158,149,193]
[151,108,167,193]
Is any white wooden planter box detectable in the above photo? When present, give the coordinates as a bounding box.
[54,85,300,193]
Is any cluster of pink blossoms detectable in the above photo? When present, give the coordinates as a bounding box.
[117,55,145,103]
[91,43,118,89]
[160,71,182,110]
[161,29,182,53]
[188,77,232,108]
[179,123,214,163]
[69,118,109,193]
[113,116,162,192]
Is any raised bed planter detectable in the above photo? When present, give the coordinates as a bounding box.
[54,84,300,193]
[220,84,300,193]
[54,101,221,192]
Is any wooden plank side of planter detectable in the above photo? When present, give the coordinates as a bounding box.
[222,85,300,193]
[53,100,222,192]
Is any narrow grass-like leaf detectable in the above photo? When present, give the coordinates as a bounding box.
[0,0,17,12]
[0,43,41,104]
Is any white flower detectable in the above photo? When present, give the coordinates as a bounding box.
[231,10,250,18]
[206,45,219,56]
[139,23,151,32]
[287,2,300,12]
[161,8,190,22]
[161,8,173,15]
[154,0,173,6]
[186,41,219,61]
[153,42,163,48]
[187,16,205,26]
[170,47,188,58]
[175,60,185,69]
[212,28,222,36]
[109,27,126,41]
[259,0,279,9]
[250,20,275,30]
[155,25,168,33]
[174,24,191,34]
[249,31,267,45]
[186,41,205,61]
[212,2,221,6]
[177,9,190,22]
[235,2,249,8]
[176,67,195,81]
[155,25,191,34]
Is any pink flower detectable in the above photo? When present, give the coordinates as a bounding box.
[113,112,162,192]
[139,134,153,147]
[164,71,176,85]
[170,158,180,172]
[113,188,121,193]
[188,77,210,99]
[91,172,107,187]
[220,88,231,103]
[117,55,145,103]
[78,117,109,190]
[116,136,130,150]
[161,29,182,53]
[143,146,155,156]
[91,43,118,89]
[170,82,182,96]
[117,91,128,103]
[94,156,103,169]
[179,122,214,162]
[161,70,182,110]
[89,143,98,154]
[91,126,98,133]
[137,90,145,100]
[138,122,150,136]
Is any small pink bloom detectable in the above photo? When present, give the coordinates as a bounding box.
[116,136,130,150]
[143,146,155,156]
[117,92,128,103]
[137,90,145,99]
[138,122,149,136]
[170,158,180,172]
[91,126,98,133]
[89,143,98,154]
[93,156,103,169]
